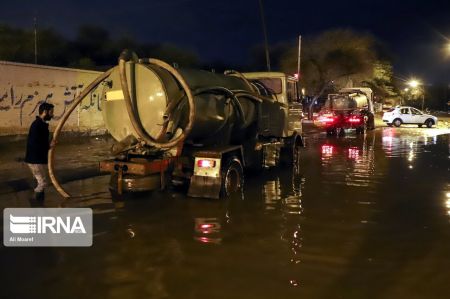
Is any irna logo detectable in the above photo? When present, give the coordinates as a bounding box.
[4,208,92,247]
[9,215,86,234]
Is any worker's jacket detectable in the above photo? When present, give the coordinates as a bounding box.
[25,117,50,164]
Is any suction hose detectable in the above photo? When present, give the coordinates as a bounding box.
[48,68,114,198]
[119,51,195,149]
[49,51,196,198]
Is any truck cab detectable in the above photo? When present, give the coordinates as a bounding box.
[242,72,303,138]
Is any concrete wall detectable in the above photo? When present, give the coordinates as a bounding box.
[0,61,106,136]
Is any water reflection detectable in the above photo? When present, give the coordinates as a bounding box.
[380,128,449,172]
[261,168,305,287]
[381,128,438,158]
[263,178,281,210]
[260,169,304,216]
[320,134,377,188]
[1,130,449,298]
[321,144,334,157]
[194,217,222,244]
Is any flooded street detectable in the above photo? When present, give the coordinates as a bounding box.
[1,128,449,299]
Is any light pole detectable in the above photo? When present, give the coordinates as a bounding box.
[407,79,425,110]
[258,0,271,71]
[402,88,410,105]
[33,15,38,64]
[421,92,425,111]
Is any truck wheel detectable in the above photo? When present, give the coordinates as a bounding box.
[280,137,301,166]
[393,118,402,127]
[220,157,243,197]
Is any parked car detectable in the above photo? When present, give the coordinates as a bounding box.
[382,106,438,128]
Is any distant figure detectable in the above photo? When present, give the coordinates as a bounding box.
[25,103,55,200]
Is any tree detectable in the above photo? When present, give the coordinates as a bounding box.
[72,25,114,66]
[280,29,399,117]
[0,23,201,70]
[147,43,199,67]
[281,29,377,97]
[35,28,69,66]
[362,60,398,101]
[0,24,34,63]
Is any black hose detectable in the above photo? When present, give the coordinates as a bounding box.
[193,86,246,123]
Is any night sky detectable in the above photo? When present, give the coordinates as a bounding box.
[2,0,450,83]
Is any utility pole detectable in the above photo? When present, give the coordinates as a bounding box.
[258,0,271,71]
[421,89,425,111]
[33,14,38,64]
[297,35,301,79]
[297,35,302,95]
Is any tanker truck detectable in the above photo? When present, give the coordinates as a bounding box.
[316,87,375,135]
[49,50,305,199]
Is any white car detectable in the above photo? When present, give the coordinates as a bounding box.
[382,106,438,128]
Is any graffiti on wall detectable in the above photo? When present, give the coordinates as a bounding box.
[0,82,103,126]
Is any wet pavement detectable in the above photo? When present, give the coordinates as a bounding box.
[0,135,114,194]
[0,126,449,299]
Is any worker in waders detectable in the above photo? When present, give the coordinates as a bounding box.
[25,103,55,200]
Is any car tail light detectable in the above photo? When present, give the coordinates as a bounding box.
[197,159,216,168]
[318,114,337,124]
[322,117,335,123]
[347,116,362,123]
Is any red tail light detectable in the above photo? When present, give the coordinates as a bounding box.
[347,116,362,123]
[197,159,216,168]
[318,114,337,124]
[322,117,336,123]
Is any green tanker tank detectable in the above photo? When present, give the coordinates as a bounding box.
[64,50,305,199]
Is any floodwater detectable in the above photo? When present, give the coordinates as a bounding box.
[1,127,449,299]
[0,135,114,194]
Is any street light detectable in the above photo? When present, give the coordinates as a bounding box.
[406,79,425,110]
[407,79,420,88]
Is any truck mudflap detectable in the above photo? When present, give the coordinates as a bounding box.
[187,145,243,199]
[100,158,173,194]
[189,175,222,199]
